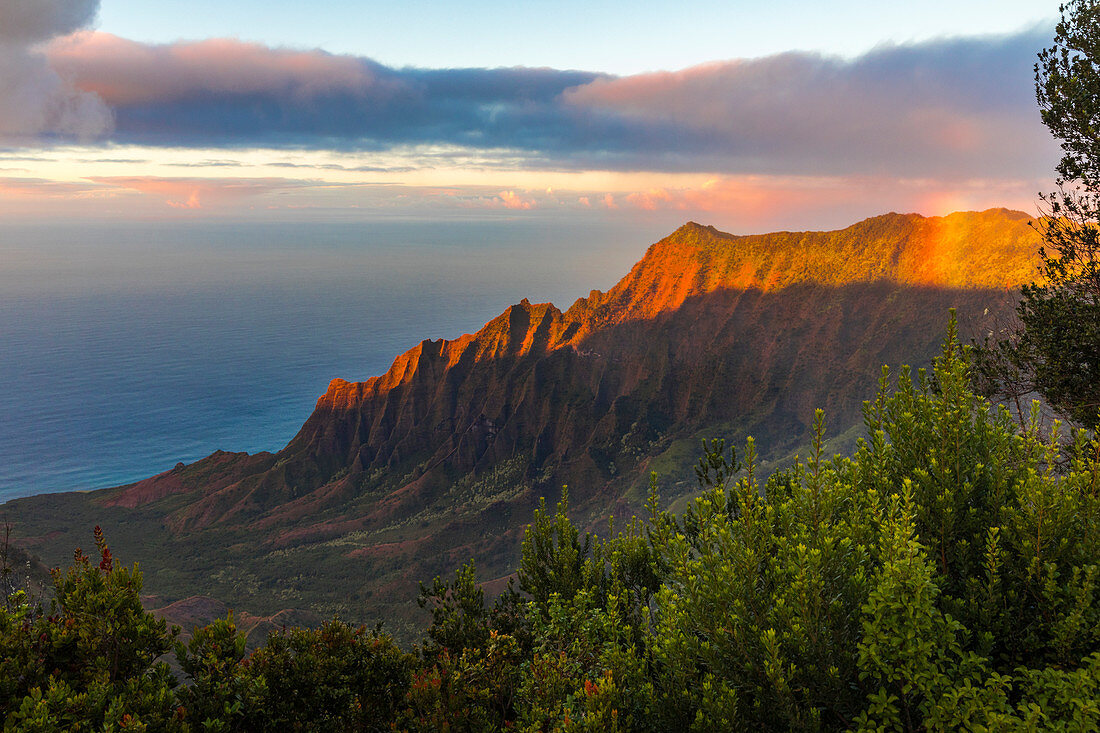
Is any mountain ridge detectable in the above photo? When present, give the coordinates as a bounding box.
[164,208,1037,527]
[5,208,1042,632]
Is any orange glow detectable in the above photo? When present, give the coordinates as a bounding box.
[608,174,1040,230]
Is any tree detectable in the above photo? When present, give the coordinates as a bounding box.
[976,0,1100,425]
[0,527,185,731]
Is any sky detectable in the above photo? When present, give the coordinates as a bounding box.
[0,0,1066,233]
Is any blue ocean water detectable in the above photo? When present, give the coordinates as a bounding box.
[0,219,658,501]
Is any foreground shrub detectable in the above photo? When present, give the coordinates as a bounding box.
[0,527,183,731]
[177,615,415,732]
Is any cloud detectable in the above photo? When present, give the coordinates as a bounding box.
[0,0,99,43]
[47,34,393,105]
[0,1,111,143]
[0,168,1043,230]
[43,28,1056,180]
[497,190,536,209]
[562,31,1056,178]
[87,176,312,209]
[47,33,601,149]
[0,176,106,198]
[266,161,417,173]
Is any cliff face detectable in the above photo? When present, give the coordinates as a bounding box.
[12,208,1040,627]
[125,209,1035,523]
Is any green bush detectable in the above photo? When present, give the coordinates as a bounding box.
[0,527,183,731]
[240,620,413,732]
[175,613,261,732]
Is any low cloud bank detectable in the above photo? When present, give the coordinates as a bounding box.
[43,28,1056,178]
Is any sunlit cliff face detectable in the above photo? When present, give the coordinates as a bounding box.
[563,209,1041,326]
[316,208,1042,414]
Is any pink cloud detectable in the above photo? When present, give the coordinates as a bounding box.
[48,33,397,105]
[86,176,310,209]
[562,35,1057,179]
[497,190,536,210]
[0,176,107,199]
[624,187,673,211]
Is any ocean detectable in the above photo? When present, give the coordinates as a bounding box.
[0,218,658,502]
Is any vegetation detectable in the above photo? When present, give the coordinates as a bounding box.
[2,319,1099,731]
[0,527,184,731]
[976,0,1100,425]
